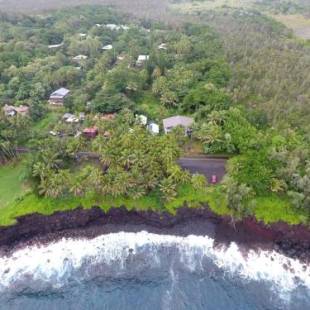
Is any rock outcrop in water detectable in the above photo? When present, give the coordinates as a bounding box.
[0,206,309,261]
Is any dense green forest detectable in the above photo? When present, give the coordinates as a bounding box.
[0,5,309,226]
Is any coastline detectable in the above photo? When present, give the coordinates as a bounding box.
[0,206,309,262]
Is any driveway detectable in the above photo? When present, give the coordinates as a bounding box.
[178,156,227,183]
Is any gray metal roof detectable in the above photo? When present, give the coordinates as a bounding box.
[50,88,70,98]
[163,116,194,130]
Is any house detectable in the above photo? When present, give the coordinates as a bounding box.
[83,127,98,138]
[102,44,113,51]
[105,24,120,30]
[14,106,30,116]
[62,113,79,123]
[101,113,116,121]
[3,105,17,117]
[74,131,82,138]
[148,123,159,135]
[79,112,86,121]
[104,24,129,31]
[136,114,147,125]
[73,55,88,61]
[158,43,167,50]
[136,55,149,67]
[3,104,29,117]
[162,116,194,134]
[48,42,63,49]
[49,88,70,106]
[49,131,58,136]
[79,33,87,39]
[121,25,130,31]
[103,131,111,138]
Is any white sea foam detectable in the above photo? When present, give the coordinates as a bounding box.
[0,232,309,298]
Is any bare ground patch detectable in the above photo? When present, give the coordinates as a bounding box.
[271,14,310,39]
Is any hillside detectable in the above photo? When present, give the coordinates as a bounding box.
[0,4,309,226]
[172,0,310,39]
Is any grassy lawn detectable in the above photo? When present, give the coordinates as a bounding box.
[252,195,308,225]
[0,168,307,227]
[0,183,213,226]
[32,111,62,134]
[0,160,29,209]
[206,189,308,225]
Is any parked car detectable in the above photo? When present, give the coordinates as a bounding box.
[211,175,217,184]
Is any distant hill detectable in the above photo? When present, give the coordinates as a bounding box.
[0,0,169,19]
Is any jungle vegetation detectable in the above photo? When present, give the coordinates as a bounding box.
[0,4,309,226]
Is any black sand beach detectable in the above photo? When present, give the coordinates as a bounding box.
[0,206,309,262]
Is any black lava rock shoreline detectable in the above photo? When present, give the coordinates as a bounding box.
[0,206,309,262]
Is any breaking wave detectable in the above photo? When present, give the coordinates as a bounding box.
[0,231,309,306]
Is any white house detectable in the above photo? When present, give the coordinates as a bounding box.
[136,114,148,126]
[148,123,159,135]
[79,112,86,121]
[136,55,149,67]
[158,43,167,50]
[102,44,113,50]
[104,24,130,31]
[105,24,120,30]
[62,113,79,123]
[48,42,64,49]
[73,55,88,61]
[121,25,130,31]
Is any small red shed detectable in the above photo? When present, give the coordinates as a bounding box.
[83,127,98,138]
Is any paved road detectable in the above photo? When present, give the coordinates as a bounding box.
[178,157,227,183]
[16,148,227,182]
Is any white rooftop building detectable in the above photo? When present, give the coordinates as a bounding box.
[73,55,88,61]
[136,55,149,67]
[63,113,80,123]
[104,24,130,31]
[48,42,64,49]
[148,123,160,135]
[158,43,167,50]
[121,25,130,31]
[105,24,119,30]
[102,44,113,50]
[136,114,148,126]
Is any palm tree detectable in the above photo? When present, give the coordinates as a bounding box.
[0,141,16,162]
[159,178,177,202]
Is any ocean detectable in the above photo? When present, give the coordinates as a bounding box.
[0,232,309,310]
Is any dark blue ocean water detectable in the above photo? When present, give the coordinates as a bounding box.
[0,232,309,310]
